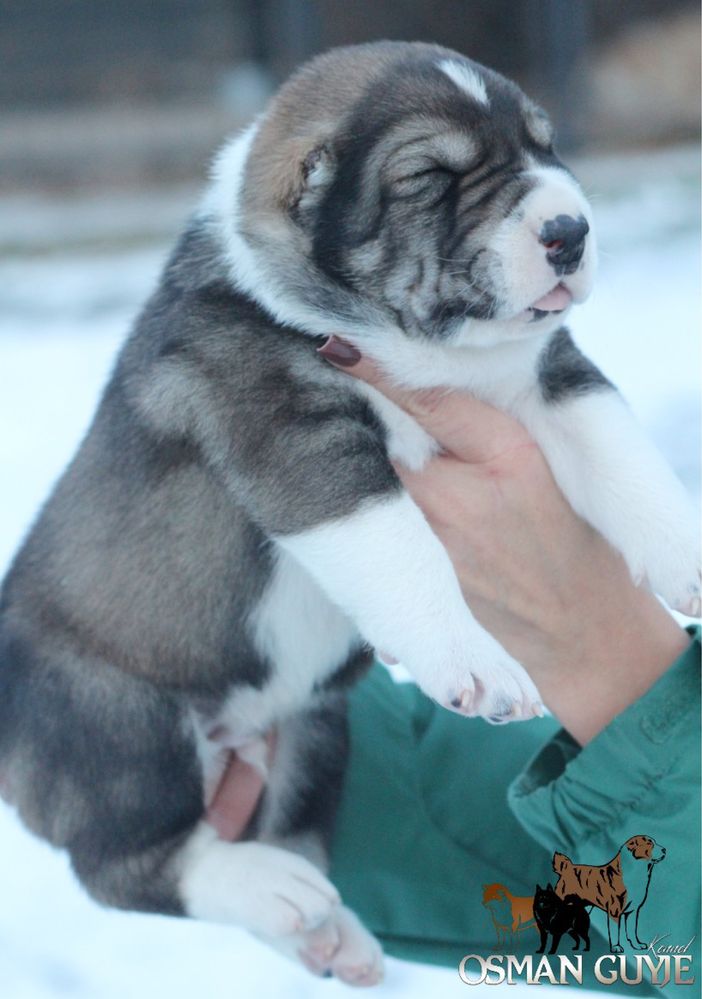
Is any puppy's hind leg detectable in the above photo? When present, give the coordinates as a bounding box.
[178,825,341,935]
[1,639,205,917]
[249,689,384,986]
[261,905,384,988]
[2,636,340,938]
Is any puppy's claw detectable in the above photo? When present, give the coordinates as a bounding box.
[487,709,518,724]
[449,689,474,713]
[681,594,701,618]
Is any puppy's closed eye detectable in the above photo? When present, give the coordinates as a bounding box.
[389,167,454,199]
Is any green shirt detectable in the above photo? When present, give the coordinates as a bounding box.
[330,627,700,994]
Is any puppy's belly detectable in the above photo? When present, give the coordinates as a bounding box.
[209,548,359,743]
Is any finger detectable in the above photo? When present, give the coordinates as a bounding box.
[317,335,532,463]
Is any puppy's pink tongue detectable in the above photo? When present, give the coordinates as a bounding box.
[531,285,572,311]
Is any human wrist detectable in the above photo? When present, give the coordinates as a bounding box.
[529,572,690,745]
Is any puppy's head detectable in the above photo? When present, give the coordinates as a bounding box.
[219,42,595,347]
[624,835,667,864]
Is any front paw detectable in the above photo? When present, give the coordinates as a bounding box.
[413,635,543,723]
[641,528,700,617]
[604,489,700,615]
[664,569,700,618]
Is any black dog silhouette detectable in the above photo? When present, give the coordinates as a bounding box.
[533,883,591,954]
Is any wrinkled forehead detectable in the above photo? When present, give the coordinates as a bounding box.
[263,43,548,148]
[246,44,553,215]
[338,54,550,164]
[369,54,521,118]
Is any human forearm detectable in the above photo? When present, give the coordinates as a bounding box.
[475,548,691,746]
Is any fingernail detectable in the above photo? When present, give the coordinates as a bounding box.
[532,702,545,718]
[317,335,362,368]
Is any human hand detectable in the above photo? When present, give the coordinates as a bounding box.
[318,336,689,744]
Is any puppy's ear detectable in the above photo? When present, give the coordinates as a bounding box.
[299,145,333,200]
[287,142,335,220]
[257,137,335,219]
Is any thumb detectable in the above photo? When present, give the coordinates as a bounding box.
[317,335,532,463]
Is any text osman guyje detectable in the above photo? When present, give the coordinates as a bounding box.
[458,950,696,987]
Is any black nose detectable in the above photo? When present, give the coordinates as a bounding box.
[539,214,589,275]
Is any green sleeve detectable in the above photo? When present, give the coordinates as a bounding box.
[329,627,700,994]
[508,626,700,987]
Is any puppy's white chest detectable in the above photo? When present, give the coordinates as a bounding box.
[350,336,546,471]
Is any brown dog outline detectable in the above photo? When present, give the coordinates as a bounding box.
[553,835,666,953]
[482,883,537,949]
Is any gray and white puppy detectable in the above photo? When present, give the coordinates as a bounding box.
[0,42,698,986]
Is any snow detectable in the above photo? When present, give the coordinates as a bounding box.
[0,151,698,997]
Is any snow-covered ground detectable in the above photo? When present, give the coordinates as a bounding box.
[0,149,698,998]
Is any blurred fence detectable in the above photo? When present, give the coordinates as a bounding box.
[1,0,699,191]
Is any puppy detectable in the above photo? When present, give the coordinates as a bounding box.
[553,836,666,953]
[0,42,696,985]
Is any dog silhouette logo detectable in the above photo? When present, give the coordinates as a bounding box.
[552,835,666,954]
[481,835,666,957]
[533,883,591,954]
[482,883,537,950]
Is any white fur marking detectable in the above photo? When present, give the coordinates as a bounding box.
[438,59,489,106]
[276,493,540,716]
[514,388,700,609]
[179,823,340,933]
[205,549,359,743]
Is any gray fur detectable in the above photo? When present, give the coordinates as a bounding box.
[0,217,386,913]
[538,327,612,402]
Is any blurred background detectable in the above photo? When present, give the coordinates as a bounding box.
[1,2,700,998]
[2,0,700,194]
